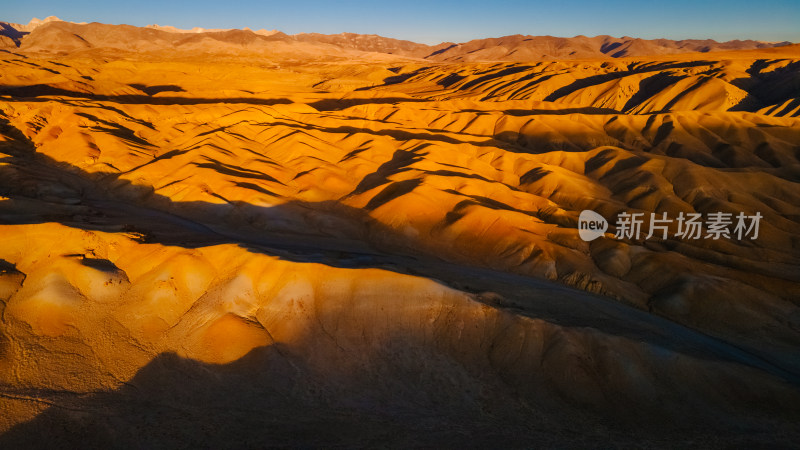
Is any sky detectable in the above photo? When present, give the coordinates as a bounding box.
[3,0,799,44]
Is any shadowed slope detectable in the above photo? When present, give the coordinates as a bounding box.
[364,58,800,116]
[1,53,799,373]
[0,48,799,446]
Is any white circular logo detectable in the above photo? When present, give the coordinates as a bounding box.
[578,210,608,242]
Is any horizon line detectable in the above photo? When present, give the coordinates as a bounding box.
[3,16,797,47]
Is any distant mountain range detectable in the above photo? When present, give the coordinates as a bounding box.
[0,16,793,60]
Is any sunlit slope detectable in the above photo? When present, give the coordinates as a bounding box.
[364,56,800,116]
[1,50,799,443]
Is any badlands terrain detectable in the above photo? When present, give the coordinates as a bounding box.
[0,18,799,447]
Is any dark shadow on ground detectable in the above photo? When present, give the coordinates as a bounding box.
[0,23,27,47]
[541,61,714,102]
[1,112,800,383]
[307,97,429,111]
[2,100,800,447]
[1,347,770,449]
[128,83,185,96]
[0,84,293,106]
[461,107,621,115]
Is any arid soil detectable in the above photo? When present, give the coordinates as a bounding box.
[0,23,799,447]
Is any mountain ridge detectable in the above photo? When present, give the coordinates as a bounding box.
[0,17,793,60]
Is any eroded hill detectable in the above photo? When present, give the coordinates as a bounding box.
[0,45,799,446]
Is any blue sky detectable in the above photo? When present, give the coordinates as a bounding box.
[3,0,799,44]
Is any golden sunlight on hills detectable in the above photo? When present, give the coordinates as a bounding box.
[0,34,799,446]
